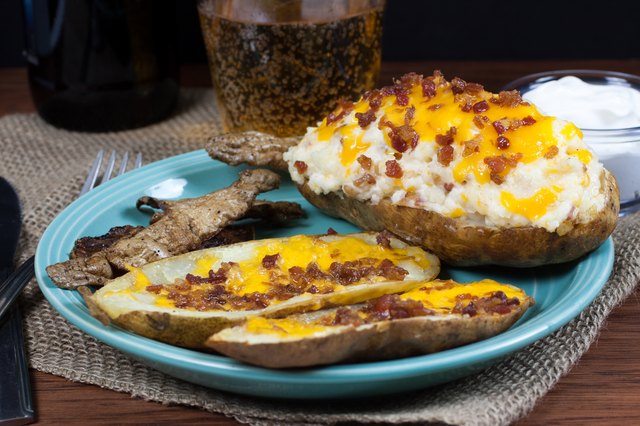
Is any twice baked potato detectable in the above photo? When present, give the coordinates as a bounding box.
[84,232,440,348]
[206,279,533,368]
[282,71,619,266]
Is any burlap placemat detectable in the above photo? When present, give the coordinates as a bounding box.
[1,88,639,426]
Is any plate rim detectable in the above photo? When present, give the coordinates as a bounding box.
[34,149,615,394]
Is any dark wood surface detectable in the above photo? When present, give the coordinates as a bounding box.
[3,60,640,425]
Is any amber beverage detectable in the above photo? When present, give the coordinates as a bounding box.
[198,0,384,137]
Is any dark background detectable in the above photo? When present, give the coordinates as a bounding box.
[2,0,639,67]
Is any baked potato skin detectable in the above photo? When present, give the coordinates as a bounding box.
[206,297,533,368]
[298,169,619,267]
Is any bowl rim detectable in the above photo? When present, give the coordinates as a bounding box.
[502,69,640,133]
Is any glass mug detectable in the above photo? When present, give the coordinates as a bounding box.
[198,0,385,137]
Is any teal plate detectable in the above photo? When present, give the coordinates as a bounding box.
[35,150,614,399]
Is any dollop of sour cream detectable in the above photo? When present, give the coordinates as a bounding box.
[523,76,640,129]
[145,178,188,199]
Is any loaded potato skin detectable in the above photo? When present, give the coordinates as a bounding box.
[207,279,534,368]
[299,170,618,267]
[286,71,619,266]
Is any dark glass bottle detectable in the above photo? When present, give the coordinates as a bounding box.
[22,0,178,132]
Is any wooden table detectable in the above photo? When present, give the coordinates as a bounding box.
[3,60,640,425]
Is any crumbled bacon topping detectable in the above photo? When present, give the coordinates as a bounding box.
[473,115,490,128]
[354,173,376,187]
[522,115,537,126]
[385,160,403,178]
[435,127,456,146]
[357,154,372,170]
[451,77,467,94]
[490,90,524,108]
[496,135,510,150]
[294,160,308,174]
[428,103,443,111]
[462,138,481,157]
[444,182,454,192]
[376,230,393,248]
[472,100,489,113]
[355,109,377,128]
[437,145,455,166]
[326,227,338,235]
[261,253,280,269]
[544,145,559,159]
[326,99,354,125]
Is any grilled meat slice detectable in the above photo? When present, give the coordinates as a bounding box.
[70,225,143,259]
[206,131,300,171]
[46,169,281,288]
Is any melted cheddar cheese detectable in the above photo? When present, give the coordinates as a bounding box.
[284,71,608,232]
[115,234,433,312]
[241,279,528,338]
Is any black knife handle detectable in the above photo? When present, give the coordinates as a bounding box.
[0,304,35,425]
[0,256,35,321]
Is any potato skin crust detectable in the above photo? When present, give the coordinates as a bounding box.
[298,170,619,267]
[207,297,533,368]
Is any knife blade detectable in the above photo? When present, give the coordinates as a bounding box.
[0,177,34,426]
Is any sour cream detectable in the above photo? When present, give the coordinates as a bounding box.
[523,76,640,129]
[521,75,640,211]
[145,178,188,199]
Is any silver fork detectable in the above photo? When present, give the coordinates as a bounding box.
[0,150,143,319]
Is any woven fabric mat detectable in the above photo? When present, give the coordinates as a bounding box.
[2,88,639,426]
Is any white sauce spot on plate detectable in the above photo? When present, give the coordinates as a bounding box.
[145,178,188,199]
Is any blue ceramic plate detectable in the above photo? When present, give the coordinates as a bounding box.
[35,150,614,399]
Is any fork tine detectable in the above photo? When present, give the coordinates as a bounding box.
[116,151,130,177]
[100,150,117,185]
[79,149,104,196]
[134,152,143,169]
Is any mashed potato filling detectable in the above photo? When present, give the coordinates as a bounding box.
[284,71,607,232]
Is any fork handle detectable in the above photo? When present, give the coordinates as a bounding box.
[0,256,35,320]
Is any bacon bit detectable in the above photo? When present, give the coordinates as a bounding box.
[261,253,280,269]
[354,173,376,187]
[394,152,403,160]
[363,89,383,110]
[484,155,507,174]
[522,115,537,126]
[435,127,456,146]
[472,100,489,113]
[490,90,524,108]
[460,102,472,112]
[492,119,508,135]
[438,145,455,166]
[544,145,559,159]
[506,153,523,167]
[451,77,467,94]
[422,79,437,98]
[405,105,416,124]
[355,110,377,128]
[294,160,308,174]
[332,307,363,326]
[464,82,484,94]
[365,293,432,321]
[444,182,454,192]
[389,124,419,152]
[473,115,490,128]
[453,301,478,316]
[326,227,338,235]
[326,99,354,125]
[398,72,422,88]
[378,259,409,281]
[496,135,510,150]
[376,231,392,248]
[146,284,163,294]
[385,160,403,178]
[428,103,443,111]
[357,154,372,170]
[462,139,480,157]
